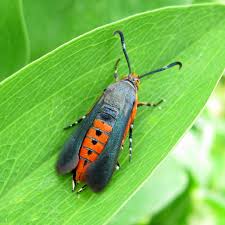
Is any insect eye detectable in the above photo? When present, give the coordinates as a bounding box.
[96,130,102,136]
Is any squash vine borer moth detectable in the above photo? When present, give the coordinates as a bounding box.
[56,30,182,193]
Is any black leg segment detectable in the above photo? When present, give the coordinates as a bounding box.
[64,114,87,130]
[138,99,164,108]
[116,161,120,170]
[77,184,87,194]
[129,123,134,162]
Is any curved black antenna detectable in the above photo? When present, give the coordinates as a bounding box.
[114,30,132,75]
[139,61,182,79]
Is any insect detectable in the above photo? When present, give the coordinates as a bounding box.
[56,30,182,193]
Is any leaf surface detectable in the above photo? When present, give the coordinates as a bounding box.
[110,157,188,225]
[0,4,225,224]
[0,0,29,81]
[23,0,192,60]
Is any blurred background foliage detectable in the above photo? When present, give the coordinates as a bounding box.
[0,0,225,224]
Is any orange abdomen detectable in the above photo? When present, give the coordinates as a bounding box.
[76,95,138,182]
[76,119,112,181]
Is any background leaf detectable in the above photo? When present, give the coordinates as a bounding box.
[109,157,188,225]
[0,4,225,224]
[0,0,29,81]
[193,0,225,3]
[23,0,192,61]
[150,184,192,225]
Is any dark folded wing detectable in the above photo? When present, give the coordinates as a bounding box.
[56,97,104,174]
[85,103,134,192]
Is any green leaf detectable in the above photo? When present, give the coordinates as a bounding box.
[210,125,225,192]
[205,191,225,211]
[149,183,192,225]
[0,4,225,224]
[0,0,29,81]
[109,157,188,225]
[204,191,225,225]
[193,0,225,3]
[23,0,192,61]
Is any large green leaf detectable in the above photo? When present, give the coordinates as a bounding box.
[205,191,225,225]
[194,0,225,3]
[110,157,188,225]
[211,124,225,192]
[149,184,192,225]
[0,0,29,81]
[0,4,225,224]
[23,0,192,61]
